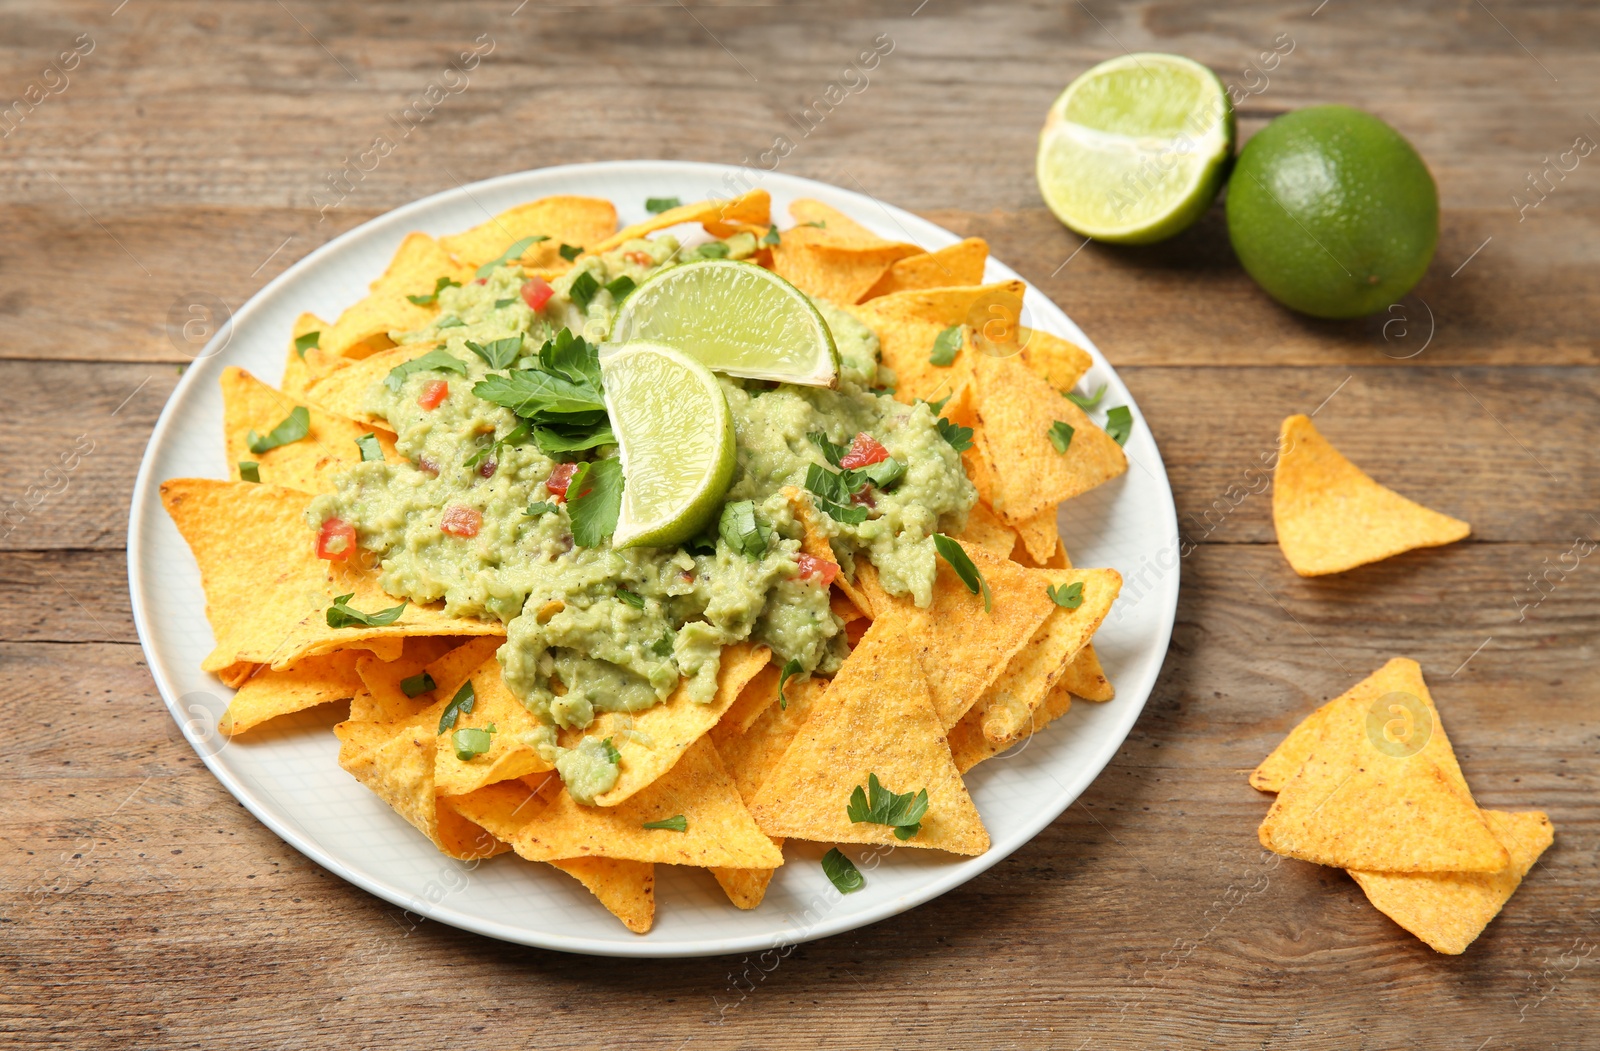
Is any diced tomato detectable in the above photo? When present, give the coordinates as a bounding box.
[473,277,487,285]
[478,459,497,478]
[417,454,440,477]
[838,432,889,469]
[796,553,839,587]
[440,505,482,538]
[315,518,357,561]
[417,379,449,410]
[850,488,876,508]
[521,277,555,311]
[624,251,653,266]
[545,462,579,500]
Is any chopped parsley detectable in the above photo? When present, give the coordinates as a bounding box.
[355,432,384,462]
[929,324,962,367]
[246,406,310,454]
[494,297,517,309]
[559,243,583,262]
[568,270,601,310]
[604,274,635,300]
[651,632,675,658]
[642,815,687,832]
[434,316,465,330]
[616,587,646,609]
[325,593,407,629]
[778,657,803,711]
[523,501,559,517]
[645,196,682,214]
[1048,420,1075,455]
[846,773,929,841]
[935,416,974,452]
[464,335,524,370]
[476,234,548,278]
[822,848,864,893]
[1064,383,1106,410]
[452,724,496,761]
[294,331,320,358]
[438,680,476,733]
[237,461,260,483]
[691,241,730,260]
[718,500,771,559]
[601,737,621,764]
[405,276,460,306]
[566,458,624,547]
[933,534,991,612]
[1105,405,1134,446]
[1047,581,1084,609]
[384,348,467,393]
[472,329,613,453]
[762,225,781,246]
[399,671,436,697]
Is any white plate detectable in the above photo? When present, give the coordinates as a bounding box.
[128,161,1180,958]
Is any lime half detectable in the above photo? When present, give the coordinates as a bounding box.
[611,259,840,387]
[601,342,736,549]
[1037,53,1233,244]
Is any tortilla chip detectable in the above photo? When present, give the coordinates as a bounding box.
[1272,414,1471,577]
[589,190,771,255]
[850,281,1025,405]
[830,589,865,625]
[570,643,771,807]
[963,352,1127,525]
[860,238,989,301]
[786,200,887,243]
[954,500,1018,560]
[439,196,618,272]
[1060,644,1114,702]
[548,857,657,933]
[513,736,782,868]
[770,201,924,308]
[720,660,782,736]
[1012,507,1061,567]
[321,234,473,359]
[1348,810,1553,954]
[433,656,554,797]
[1016,328,1093,393]
[299,343,422,429]
[160,479,501,671]
[749,616,989,855]
[975,569,1121,742]
[783,486,872,616]
[280,313,343,402]
[219,650,362,735]
[949,679,1073,774]
[222,367,398,493]
[351,637,469,723]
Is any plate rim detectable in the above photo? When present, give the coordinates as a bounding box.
[127,160,1179,958]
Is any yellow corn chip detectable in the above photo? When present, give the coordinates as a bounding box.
[1012,506,1061,567]
[280,313,342,402]
[219,650,362,735]
[859,238,989,301]
[300,343,422,429]
[222,367,398,493]
[1348,810,1553,955]
[321,234,473,359]
[160,479,501,671]
[351,637,468,724]
[433,655,554,797]
[1273,414,1471,577]
[976,568,1122,742]
[438,196,618,272]
[513,736,782,868]
[850,281,1025,405]
[720,660,782,736]
[749,616,989,855]
[1060,644,1114,702]
[830,589,865,624]
[954,500,1018,560]
[1016,327,1093,393]
[589,190,771,255]
[572,642,771,807]
[786,200,886,243]
[784,486,872,616]
[949,678,1073,774]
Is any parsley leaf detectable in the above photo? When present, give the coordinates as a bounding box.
[435,316,465,329]
[929,324,962,367]
[651,631,675,658]
[326,593,407,628]
[524,501,558,517]
[237,461,260,483]
[932,534,991,612]
[400,671,436,697]
[855,457,905,491]
[642,815,687,832]
[472,333,606,419]
[294,331,320,358]
[1048,420,1075,455]
[762,225,781,246]
[531,423,615,453]
[616,587,646,609]
[691,241,730,260]
[247,406,310,454]
[405,275,460,306]
[384,348,467,393]
[846,773,929,841]
[719,500,772,559]
[1047,581,1084,609]
[1105,405,1134,446]
[645,196,681,214]
[438,680,476,733]
[494,297,517,309]
[1064,382,1106,410]
[567,458,624,547]
[355,433,384,462]
[476,235,548,278]
[778,657,803,711]
[807,431,849,469]
[605,274,635,300]
[601,737,621,764]
[822,848,864,893]
[568,270,601,310]
[464,335,524,371]
[804,464,868,525]
[935,416,974,453]
[452,724,496,761]
[559,243,583,262]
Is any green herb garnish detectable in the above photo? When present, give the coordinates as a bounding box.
[1105,405,1134,446]
[846,773,929,841]
[604,274,635,300]
[602,737,621,764]
[294,331,320,358]
[645,197,682,214]
[383,348,467,393]
[778,657,803,711]
[246,406,310,454]
[438,680,476,733]
[452,724,496,761]
[406,276,460,306]
[568,271,601,310]
[326,593,408,629]
[642,815,687,832]
[692,241,730,260]
[932,534,991,612]
[1064,383,1106,410]
[524,501,558,517]
[929,324,962,367]
[616,587,646,609]
[807,431,849,468]
[476,235,548,278]
[935,416,974,452]
[803,464,868,525]
[566,458,624,547]
[1048,420,1075,455]
[494,297,517,309]
[465,335,524,370]
[1047,581,1084,609]
[718,500,772,559]
[822,848,864,893]
[472,329,612,452]
[237,461,260,483]
[355,433,383,462]
[435,316,465,329]
[400,671,436,697]
[651,632,675,658]
[559,243,583,262]
[762,226,781,246]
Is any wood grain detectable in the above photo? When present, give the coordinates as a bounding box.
[2,1,1596,1048]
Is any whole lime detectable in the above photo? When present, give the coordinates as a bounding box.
[1226,106,1438,319]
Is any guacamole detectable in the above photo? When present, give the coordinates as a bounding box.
[310,232,977,801]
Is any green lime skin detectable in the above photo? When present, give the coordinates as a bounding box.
[1226,106,1438,319]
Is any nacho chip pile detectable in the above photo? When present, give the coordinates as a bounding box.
[161,191,1135,934]
[1251,659,1553,953]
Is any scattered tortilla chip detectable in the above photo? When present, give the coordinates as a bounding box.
[976,568,1121,742]
[1273,414,1471,577]
[1060,644,1114,702]
[964,352,1127,525]
[589,190,771,255]
[954,500,1018,560]
[1016,327,1093,393]
[222,367,398,493]
[219,650,362,735]
[513,736,782,868]
[548,856,657,934]
[1348,810,1553,954]
[160,479,501,671]
[860,238,989,301]
[784,486,871,615]
[438,196,618,272]
[850,281,1025,404]
[771,201,924,308]
[830,589,865,625]
[570,643,771,807]
[786,200,886,243]
[1012,506,1061,567]
[424,636,504,702]
[216,662,258,689]
[299,343,422,429]
[949,679,1073,774]
[433,656,554,797]
[280,313,343,402]
[320,234,473,359]
[720,660,782,736]
[749,616,989,855]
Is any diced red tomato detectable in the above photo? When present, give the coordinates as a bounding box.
[838,432,889,469]
[850,488,876,508]
[624,251,653,266]
[417,454,440,477]
[417,379,449,410]
[440,505,482,538]
[796,553,839,587]
[478,459,497,478]
[521,277,555,311]
[545,462,579,501]
[473,277,487,285]
[315,518,356,561]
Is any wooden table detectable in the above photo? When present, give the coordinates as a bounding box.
[4,2,1595,1047]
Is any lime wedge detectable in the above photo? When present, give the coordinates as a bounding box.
[611,259,840,387]
[600,342,737,549]
[1036,53,1233,244]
